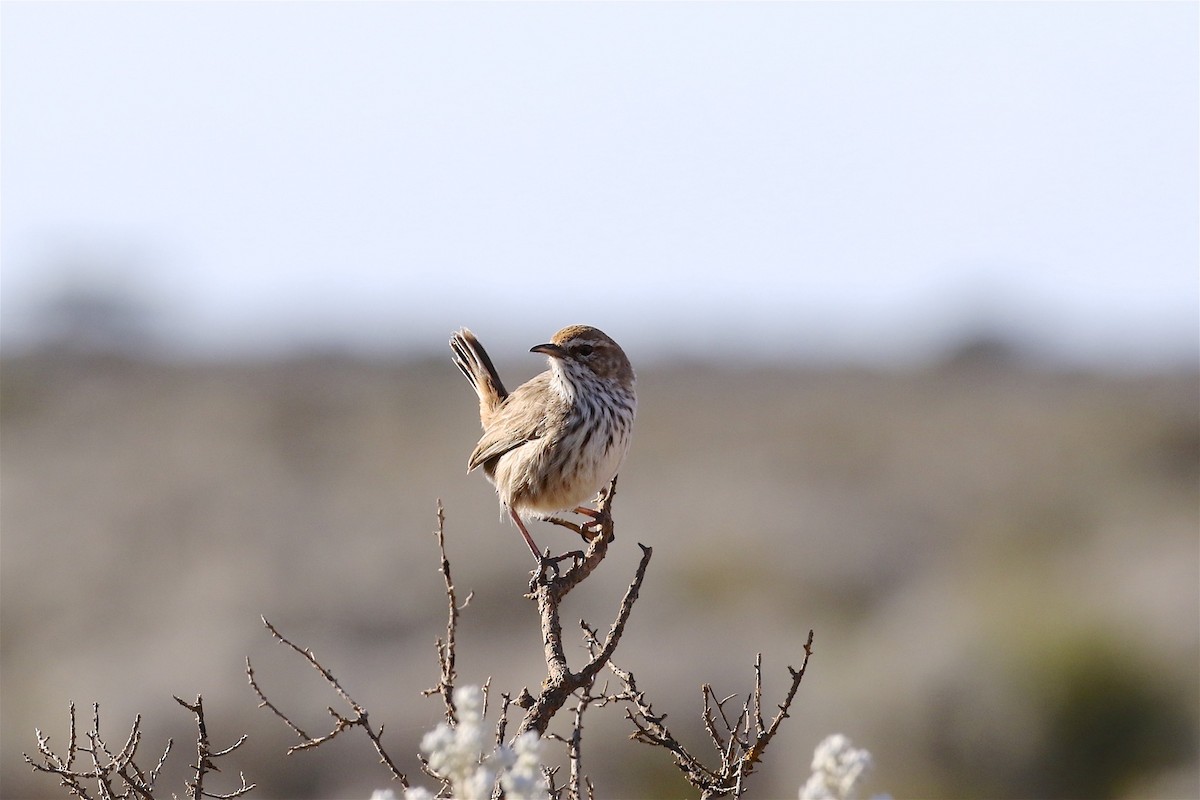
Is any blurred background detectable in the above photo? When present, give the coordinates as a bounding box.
[2,2,1197,798]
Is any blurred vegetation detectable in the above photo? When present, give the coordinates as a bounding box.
[1,348,1196,799]
[1027,634,1198,799]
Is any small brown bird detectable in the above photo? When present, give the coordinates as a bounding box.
[450,325,637,559]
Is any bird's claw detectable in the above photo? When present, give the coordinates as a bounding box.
[530,548,586,585]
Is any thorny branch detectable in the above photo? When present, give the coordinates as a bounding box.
[246,617,408,786]
[24,698,253,800]
[175,695,254,800]
[539,620,647,800]
[29,481,814,800]
[422,499,473,725]
[516,479,655,738]
[240,481,808,799]
[420,504,503,795]
[611,629,817,799]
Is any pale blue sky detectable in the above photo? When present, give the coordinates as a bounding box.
[2,1,1197,366]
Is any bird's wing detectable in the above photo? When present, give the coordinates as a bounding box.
[467,430,536,473]
[466,374,556,473]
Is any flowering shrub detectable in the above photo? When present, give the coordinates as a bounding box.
[398,686,547,800]
[799,734,887,800]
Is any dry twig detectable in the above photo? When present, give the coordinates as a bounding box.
[607,629,816,798]
[175,695,254,799]
[517,479,655,738]
[246,617,407,786]
[24,698,253,800]
[422,499,472,724]
[31,470,814,800]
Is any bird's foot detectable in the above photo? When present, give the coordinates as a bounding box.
[530,548,586,586]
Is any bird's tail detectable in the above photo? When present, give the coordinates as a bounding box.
[450,328,508,423]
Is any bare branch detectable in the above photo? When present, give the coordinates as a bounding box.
[147,735,173,791]
[422,500,465,724]
[752,653,766,735]
[25,702,160,800]
[248,617,408,785]
[246,657,310,741]
[517,479,653,738]
[493,692,513,749]
[25,698,251,800]
[565,689,589,800]
[66,701,79,770]
[260,616,359,709]
[174,695,254,799]
[742,630,815,768]
[607,630,816,798]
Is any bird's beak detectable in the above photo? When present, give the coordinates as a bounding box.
[530,343,568,359]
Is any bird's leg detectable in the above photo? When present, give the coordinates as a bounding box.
[545,515,587,535]
[547,515,592,546]
[573,480,615,526]
[544,478,617,542]
[545,513,607,543]
[509,508,544,560]
[544,506,609,544]
[572,506,604,519]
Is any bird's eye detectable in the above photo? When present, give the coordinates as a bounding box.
[572,344,594,358]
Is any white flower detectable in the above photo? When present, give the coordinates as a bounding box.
[799,734,877,800]
[411,685,548,800]
[370,790,400,800]
[500,730,548,800]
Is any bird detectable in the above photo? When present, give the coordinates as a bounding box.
[450,325,637,559]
